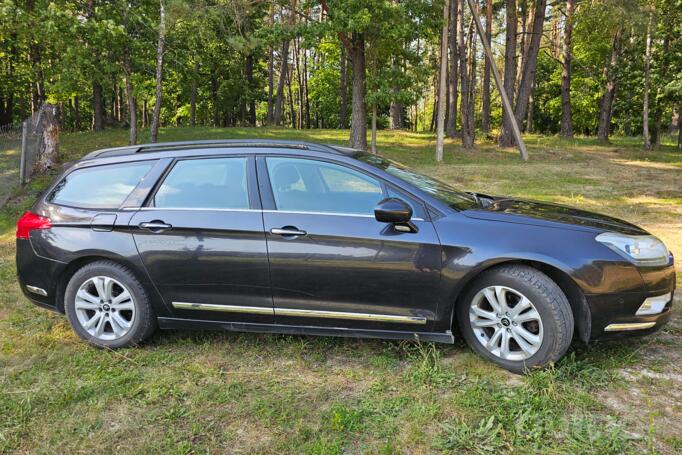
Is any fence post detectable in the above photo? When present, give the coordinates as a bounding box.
[19,119,28,186]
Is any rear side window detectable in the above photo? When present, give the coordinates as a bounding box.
[49,161,153,209]
[153,157,249,209]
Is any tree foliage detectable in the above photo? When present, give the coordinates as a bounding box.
[0,0,680,149]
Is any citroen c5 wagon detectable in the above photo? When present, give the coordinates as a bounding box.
[16,140,675,372]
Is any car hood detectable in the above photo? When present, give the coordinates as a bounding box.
[462,196,648,235]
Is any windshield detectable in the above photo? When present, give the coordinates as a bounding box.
[354,152,479,211]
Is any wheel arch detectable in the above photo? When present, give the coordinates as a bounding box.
[449,259,591,344]
[54,254,154,314]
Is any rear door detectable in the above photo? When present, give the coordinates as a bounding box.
[130,155,274,323]
[258,155,442,331]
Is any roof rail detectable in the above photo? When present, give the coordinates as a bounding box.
[84,139,345,160]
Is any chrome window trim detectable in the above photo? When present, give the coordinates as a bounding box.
[172,301,427,325]
[126,207,260,213]
[121,206,424,221]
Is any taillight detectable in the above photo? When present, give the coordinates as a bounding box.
[16,211,52,239]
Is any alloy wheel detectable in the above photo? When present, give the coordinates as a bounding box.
[469,285,544,361]
[74,276,136,341]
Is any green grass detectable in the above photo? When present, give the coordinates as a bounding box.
[1,127,681,453]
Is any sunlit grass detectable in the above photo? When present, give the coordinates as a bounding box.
[0,126,680,453]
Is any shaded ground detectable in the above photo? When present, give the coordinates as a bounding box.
[0,127,680,454]
[0,135,21,207]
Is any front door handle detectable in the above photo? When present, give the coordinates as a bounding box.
[139,221,173,232]
[271,227,307,236]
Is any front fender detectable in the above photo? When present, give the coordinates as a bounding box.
[431,215,645,331]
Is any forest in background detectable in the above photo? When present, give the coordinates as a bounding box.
[1,0,681,153]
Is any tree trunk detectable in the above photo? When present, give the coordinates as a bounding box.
[287,65,296,128]
[430,77,438,132]
[190,60,199,126]
[245,54,256,126]
[143,99,148,128]
[211,73,219,126]
[295,39,304,129]
[110,83,117,123]
[517,0,528,94]
[652,34,670,149]
[303,47,311,128]
[339,44,348,128]
[92,82,104,131]
[678,103,682,150]
[643,19,652,151]
[481,0,492,133]
[446,0,458,138]
[349,33,367,150]
[514,0,546,131]
[273,40,290,126]
[266,4,275,125]
[560,0,574,138]
[150,0,166,143]
[34,104,59,172]
[597,29,622,141]
[458,0,474,149]
[117,85,124,122]
[122,53,137,145]
[526,89,534,132]
[371,104,377,154]
[389,88,403,130]
[624,89,632,136]
[267,44,275,124]
[74,95,81,131]
[436,0,450,161]
[498,0,518,146]
[467,18,476,140]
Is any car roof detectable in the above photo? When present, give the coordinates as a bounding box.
[81,139,359,161]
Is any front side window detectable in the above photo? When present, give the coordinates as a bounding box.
[49,161,153,209]
[154,157,249,209]
[266,157,383,215]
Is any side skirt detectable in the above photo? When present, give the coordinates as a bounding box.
[157,317,455,344]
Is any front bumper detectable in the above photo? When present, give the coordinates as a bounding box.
[586,261,675,341]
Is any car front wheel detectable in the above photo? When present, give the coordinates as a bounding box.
[457,264,574,373]
[64,260,156,349]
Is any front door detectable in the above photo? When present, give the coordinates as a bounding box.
[130,155,273,323]
[258,155,442,331]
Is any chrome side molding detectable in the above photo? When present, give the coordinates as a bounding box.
[26,285,48,297]
[274,308,427,325]
[172,302,427,325]
[172,302,274,315]
[604,322,656,332]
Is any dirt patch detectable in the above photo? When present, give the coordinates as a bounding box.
[599,379,681,454]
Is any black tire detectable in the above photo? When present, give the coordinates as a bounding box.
[456,264,574,374]
[64,260,156,349]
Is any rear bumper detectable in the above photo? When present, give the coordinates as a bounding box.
[16,239,65,313]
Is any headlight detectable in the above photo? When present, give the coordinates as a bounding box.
[595,232,670,266]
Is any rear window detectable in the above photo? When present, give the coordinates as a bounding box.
[153,157,249,209]
[48,161,154,209]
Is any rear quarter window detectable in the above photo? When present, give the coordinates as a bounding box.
[48,161,154,209]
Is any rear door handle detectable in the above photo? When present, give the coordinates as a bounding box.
[271,227,307,236]
[139,221,172,232]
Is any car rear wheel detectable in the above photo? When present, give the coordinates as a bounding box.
[457,264,574,373]
[65,260,156,348]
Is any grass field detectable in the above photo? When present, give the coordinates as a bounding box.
[1,127,680,454]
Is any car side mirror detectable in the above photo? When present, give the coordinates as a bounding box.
[374,198,417,232]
